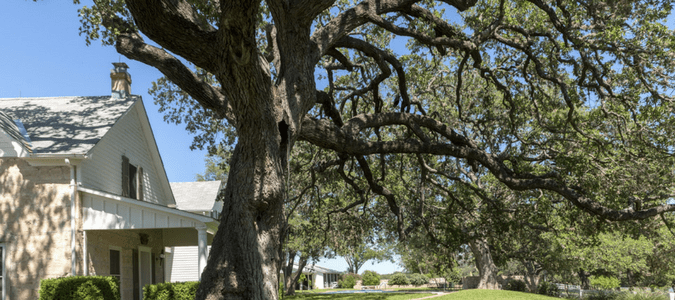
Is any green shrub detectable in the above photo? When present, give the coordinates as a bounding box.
[39,276,120,300]
[143,281,199,300]
[585,291,619,300]
[388,273,410,286]
[591,276,621,290]
[407,273,429,286]
[537,281,560,297]
[445,268,462,284]
[362,270,381,286]
[339,274,358,288]
[504,279,527,292]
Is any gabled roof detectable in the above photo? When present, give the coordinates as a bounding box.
[170,181,223,212]
[0,96,136,154]
[293,263,342,275]
[0,111,32,152]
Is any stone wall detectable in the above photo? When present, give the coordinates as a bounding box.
[86,229,165,300]
[0,158,73,299]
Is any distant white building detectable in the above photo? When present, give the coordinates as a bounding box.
[164,181,223,282]
[287,264,342,289]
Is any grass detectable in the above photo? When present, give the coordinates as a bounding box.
[390,287,462,292]
[434,289,561,300]
[284,292,435,300]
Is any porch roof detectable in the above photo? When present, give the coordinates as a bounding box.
[80,186,218,234]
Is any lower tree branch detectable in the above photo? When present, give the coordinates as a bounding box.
[300,114,675,221]
[115,32,236,126]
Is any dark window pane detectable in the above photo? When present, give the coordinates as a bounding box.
[110,249,121,275]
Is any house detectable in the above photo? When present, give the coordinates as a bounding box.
[165,181,222,282]
[0,63,218,300]
[288,264,341,290]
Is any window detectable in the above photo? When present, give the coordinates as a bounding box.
[122,156,144,201]
[109,247,121,289]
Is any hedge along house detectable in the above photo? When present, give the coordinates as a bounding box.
[0,63,218,300]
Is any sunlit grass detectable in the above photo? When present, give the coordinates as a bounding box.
[434,289,560,299]
[285,292,435,300]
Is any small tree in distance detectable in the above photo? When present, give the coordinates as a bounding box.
[388,273,410,286]
[361,271,381,286]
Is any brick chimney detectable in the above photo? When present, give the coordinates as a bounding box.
[111,62,131,98]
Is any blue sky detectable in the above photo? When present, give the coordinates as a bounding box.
[0,1,207,183]
[1,1,402,274]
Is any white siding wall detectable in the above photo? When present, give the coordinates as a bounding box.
[80,104,170,205]
[314,272,324,289]
[166,246,211,282]
[82,193,200,230]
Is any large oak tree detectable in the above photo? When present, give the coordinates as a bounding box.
[74,0,675,299]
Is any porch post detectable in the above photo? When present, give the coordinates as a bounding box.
[196,225,207,281]
[83,230,88,275]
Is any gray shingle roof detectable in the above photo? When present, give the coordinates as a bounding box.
[0,111,32,152]
[170,181,222,211]
[294,264,342,274]
[0,96,137,154]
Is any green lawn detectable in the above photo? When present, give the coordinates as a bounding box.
[285,292,435,300]
[285,289,562,300]
[435,290,560,299]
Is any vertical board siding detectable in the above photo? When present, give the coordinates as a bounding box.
[80,106,169,205]
[167,246,212,282]
[83,194,197,230]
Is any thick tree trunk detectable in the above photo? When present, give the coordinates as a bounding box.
[578,270,591,290]
[196,128,286,299]
[522,260,542,292]
[195,53,289,298]
[282,252,296,296]
[469,238,501,290]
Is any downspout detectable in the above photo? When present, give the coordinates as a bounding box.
[65,159,77,276]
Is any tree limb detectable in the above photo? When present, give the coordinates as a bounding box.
[300,114,675,221]
[115,32,236,125]
[125,0,219,71]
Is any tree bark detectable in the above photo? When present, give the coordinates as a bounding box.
[469,238,501,290]
[578,270,591,290]
[522,260,542,292]
[196,125,286,299]
[283,252,308,296]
